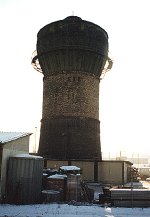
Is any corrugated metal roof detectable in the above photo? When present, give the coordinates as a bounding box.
[0,132,32,144]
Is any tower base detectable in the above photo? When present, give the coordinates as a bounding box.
[38,116,102,161]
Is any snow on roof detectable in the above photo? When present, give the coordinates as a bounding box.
[42,190,60,195]
[124,182,143,188]
[110,188,150,192]
[60,166,80,171]
[48,174,67,179]
[0,131,32,144]
[13,154,43,159]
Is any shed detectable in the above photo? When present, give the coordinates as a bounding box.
[6,154,43,204]
[0,131,32,200]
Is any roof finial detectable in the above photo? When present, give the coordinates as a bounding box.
[72,11,74,16]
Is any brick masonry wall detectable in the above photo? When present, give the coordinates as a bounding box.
[38,72,101,160]
[42,72,99,120]
[39,116,101,160]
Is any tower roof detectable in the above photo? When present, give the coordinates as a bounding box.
[33,16,109,77]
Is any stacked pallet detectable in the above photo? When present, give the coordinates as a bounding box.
[111,189,150,207]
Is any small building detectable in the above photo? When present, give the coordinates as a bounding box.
[0,132,32,199]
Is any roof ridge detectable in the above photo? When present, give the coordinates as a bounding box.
[0,132,32,144]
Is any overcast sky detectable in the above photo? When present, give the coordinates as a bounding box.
[0,0,150,157]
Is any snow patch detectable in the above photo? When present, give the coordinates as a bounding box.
[48,174,67,179]
[60,166,80,171]
[14,153,43,159]
[0,204,150,217]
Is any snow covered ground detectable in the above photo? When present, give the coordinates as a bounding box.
[0,204,150,217]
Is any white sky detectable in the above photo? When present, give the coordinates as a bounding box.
[0,0,150,157]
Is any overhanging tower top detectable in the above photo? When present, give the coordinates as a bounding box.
[32,16,112,78]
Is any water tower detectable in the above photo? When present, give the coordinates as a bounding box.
[32,16,112,161]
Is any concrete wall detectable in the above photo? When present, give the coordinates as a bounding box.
[46,160,132,185]
[72,161,94,181]
[47,160,68,170]
[0,136,30,198]
[4,136,29,152]
[98,161,124,185]
[46,160,94,181]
